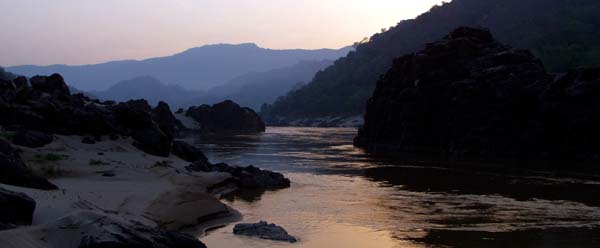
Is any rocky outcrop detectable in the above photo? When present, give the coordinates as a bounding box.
[11,129,54,148]
[354,27,600,163]
[0,74,176,157]
[0,188,36,230]
[27,211,208,248]
[210,163,290,189]
[152,101,185,139]
[186,162,290,190]
[0,138,57,190]
[112,100,171,157]
[171,140,208,163]
[233,221,297,243]
[185,100,265,133]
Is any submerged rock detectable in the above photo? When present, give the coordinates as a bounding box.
[211,163,291,189]
[233,221,297,243]
[0,188,36,229]
[185,100,265,133]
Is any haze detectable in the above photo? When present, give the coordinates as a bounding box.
[0,0,443,66]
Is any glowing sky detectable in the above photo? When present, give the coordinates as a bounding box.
[0,0,444,66]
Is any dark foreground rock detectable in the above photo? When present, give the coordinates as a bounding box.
[79,227,206,248]
[186,100,265,133]
[11,129,54,148]
[152,101,185,139]
[44,211,207,248]
[233,221,297,243]
[355,27,600,163]
[0,74,176,157]
[171,140,208,163]
[0,138,57,190]
[113,100,172,157]
[0,188,36,229]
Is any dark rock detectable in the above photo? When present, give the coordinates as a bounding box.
[108,134,119,140]
[29,74,71,96]
[186,100,265,133]
[185,161,212,173]
[355,27,600,163]
[1,74,186,158]
[233,221,297,243]
[171,140,208,163]
[211,163,290,189]
[0,187,36,227]
[0,222,16,231]
[81,136,96,144]
[101,171,116,177]
[176,108,184,114]
[152,101,185,139]
[112,100,171,157]
[74,212,207,248]
[0,138,58,190]
[11,129,54,148]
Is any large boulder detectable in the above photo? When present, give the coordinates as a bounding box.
[186,100,265,133]
[0,188,36,229]
[354,27,600,163]
[36,211,208,248]
[29,74,71,96]
[0,138,57,190]
[11,129,54,148]
[211,163,290,189]
[171,140,208,163]
[112,100,172,157]
[152,101,185,139]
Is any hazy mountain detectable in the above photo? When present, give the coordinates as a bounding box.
[261,0,600,122]
[8,44,352,92]
[91,76,202,107]
[191,60,334,110]
[91,60,331,110]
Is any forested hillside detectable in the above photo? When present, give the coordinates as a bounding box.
[261,0,600,121]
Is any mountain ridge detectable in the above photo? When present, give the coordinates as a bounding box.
[8,43,352,92]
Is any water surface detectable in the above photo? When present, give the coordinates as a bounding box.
[195,127,600,248]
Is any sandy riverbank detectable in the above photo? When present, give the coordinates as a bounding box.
[0,135,240,247]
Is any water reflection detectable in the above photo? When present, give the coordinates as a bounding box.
[195,127,600,248]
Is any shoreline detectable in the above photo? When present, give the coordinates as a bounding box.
[0,134,251,247]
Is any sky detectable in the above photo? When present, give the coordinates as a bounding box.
[0,0,444,66]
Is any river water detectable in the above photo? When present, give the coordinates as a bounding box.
[194,127,600,248]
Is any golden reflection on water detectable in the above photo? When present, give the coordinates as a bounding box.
[202,223,417,248]
[196,127,600,248]
[201,173,424,248]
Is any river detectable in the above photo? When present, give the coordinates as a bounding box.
[194,127,600,248]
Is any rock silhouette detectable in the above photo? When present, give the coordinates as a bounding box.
[355,27,600,164]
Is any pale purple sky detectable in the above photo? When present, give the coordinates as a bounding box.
[0,0,443,66]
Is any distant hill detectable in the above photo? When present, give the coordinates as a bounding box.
[8,44,352,91]
[261,0,600,122]
[190,60,334,110]
[92,60,332,110]
[91,76,201,107]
